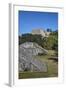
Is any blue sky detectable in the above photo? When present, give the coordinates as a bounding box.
[19,11,58,35]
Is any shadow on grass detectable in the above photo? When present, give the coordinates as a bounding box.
[48,57,58,62]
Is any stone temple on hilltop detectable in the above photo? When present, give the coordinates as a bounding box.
[19,42,48,72]
[32,29,50,37]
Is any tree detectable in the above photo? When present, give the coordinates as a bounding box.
[47,28,52,32]
[42,31,58,50]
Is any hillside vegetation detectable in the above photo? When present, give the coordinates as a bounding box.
[19,30,58,52]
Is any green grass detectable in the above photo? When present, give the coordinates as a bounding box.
[19,72,49,79]
[19,50,58,79]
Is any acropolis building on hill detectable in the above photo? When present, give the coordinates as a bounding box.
[32,29,50,37]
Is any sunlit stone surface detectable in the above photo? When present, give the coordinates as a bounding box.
[19,42,48,72]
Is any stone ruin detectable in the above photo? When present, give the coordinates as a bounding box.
[19,42,48,72]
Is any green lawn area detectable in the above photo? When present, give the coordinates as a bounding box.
[19,50,58,79]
